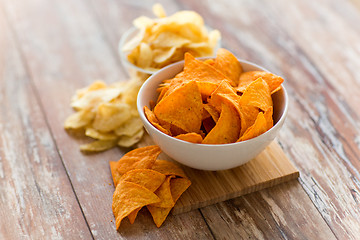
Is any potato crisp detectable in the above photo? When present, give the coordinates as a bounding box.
[110,145,191,228]
[64,78,145,152]
[144,48,284,144]
[122,4,221,72]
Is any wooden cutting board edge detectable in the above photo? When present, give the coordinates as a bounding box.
[172,170,299,215]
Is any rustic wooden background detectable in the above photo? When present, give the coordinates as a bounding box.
[1,0,360,239]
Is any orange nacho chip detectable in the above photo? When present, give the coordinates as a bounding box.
[237,71,284,94]
[109,161,121,187]
[182,53,232,99]
[114,145,161,178]
[208,80,241,113]
[112,181,160,229]
[202,117,216,134]
[183,52,230,85]
[144,106,170,135]
[240,77,272,112]
[147,177,191,227]
[175,132,203,143]
[120,169,166,224]
[238,105,260,137]
[154,80,203,133]
[110,145,191,228]
[214,48,242,86]
[203,103,241,144]
[151,160,187,178]
[150,176,175,208]
[203,103,220,123]
[120,169,166,191]
[238,106,273,141]
[264,106,274,130]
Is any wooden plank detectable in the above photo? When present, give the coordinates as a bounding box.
[174,141,299,214]
[0,5,92,240]
[1,0,214,238]
[200,181,337,240]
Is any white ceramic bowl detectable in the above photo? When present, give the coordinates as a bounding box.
[137,58,288,171]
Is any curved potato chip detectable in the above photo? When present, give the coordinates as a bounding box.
[85,127,118,140]
[152,3,167,18]
[152,32,190,49]
[80,139,117,152]
[137,42,153,68]
[117,128,144,148]
[92,102,132,132]
[153,47,177,64]
[115,117,143,137]
[64,109,95,129]
[72,80,107,101]
[71,88,123,110]
[202,103,241,144]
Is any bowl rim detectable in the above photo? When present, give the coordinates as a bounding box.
[119,26,222,75]
[137,57,288,148]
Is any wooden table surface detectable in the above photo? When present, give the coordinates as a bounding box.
[1,0,360,239]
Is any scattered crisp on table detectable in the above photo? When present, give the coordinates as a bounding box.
[64,77,144,152]
[109,145,191,228]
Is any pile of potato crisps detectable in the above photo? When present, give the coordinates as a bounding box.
[122,4,221,72]
[144,48,284,144]
[64,79,144,151]
[109,145,191,228]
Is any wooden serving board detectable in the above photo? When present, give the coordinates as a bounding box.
[137,135,299,215]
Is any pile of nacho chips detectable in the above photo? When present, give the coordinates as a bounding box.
[122,4,221,72]
[144,48,284,144]
[64,78,144,151]
[109,145,191,228]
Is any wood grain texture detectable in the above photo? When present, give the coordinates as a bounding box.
[2,0,360,238]
[173,141,299,214]
[178,0,359,238]
[1,0,214,239]
[201,181,337,240]
[0,6,92,240]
